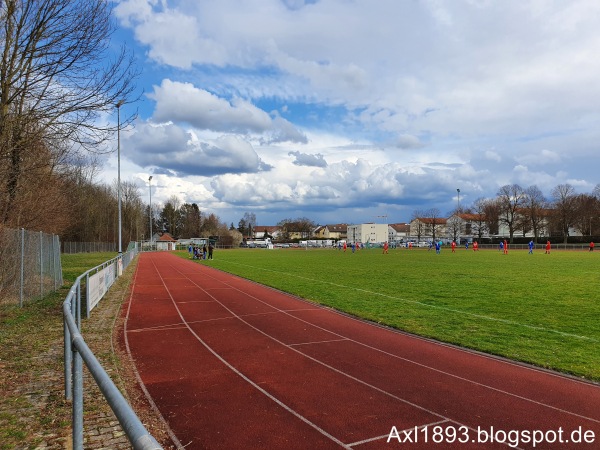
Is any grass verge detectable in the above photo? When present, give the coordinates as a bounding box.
[0,252,173,449]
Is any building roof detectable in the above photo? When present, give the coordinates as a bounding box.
[156,232,176,242]
[389,223,410,232]
[413,217,448,225]
[457,213,485,221]
[325,224,348,232]
[254,226,281,233]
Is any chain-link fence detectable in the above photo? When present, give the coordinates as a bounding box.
[62,241,116,254]
[0,227,63,306]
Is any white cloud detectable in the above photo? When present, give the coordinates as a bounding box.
[484,151,502,162]
[123,122,271,176]
[107,0,600,225]
[149,79,307,142]
[516,149,562,166]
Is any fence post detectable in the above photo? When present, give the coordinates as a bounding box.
[20,228,25,307]
[54,235,59,290]
[40,231,43,299]
[76,279,81,329]
[64,310,72,400]
[86,272,90,319]
[73,345,84,449]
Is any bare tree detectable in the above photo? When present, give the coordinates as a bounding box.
[243,212,257,238]
[431,208,444,243]
[497,184,526,243]
[276,218,292,241]
[551,184,576,243]
[522,185,547,243]
[571,194,598,237]
[200,213,222,237]
[424,208,444,242]
[593,184,600,200]
[277,217,315,239]
[0,0,138,227]
[410,210,426,242]
[480,199,500,236]
[471,198,490,240]
[446,215,462,243]
[120,181,145,244]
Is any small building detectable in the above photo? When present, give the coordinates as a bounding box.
[154,232,177,251]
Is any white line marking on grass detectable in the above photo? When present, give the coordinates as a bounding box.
[217,260,598,343]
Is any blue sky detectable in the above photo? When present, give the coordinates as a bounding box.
[101,0,600,227]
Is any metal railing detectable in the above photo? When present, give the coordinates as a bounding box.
[0,227,62,306]
[63,245,162,449]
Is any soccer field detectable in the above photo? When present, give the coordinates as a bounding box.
[183,246,600,381]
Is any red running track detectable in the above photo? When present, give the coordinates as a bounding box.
[123,252,600,449]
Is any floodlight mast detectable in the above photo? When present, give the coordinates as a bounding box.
[457,188,461,244]
[149,176,153,246]
[116,100,125,254]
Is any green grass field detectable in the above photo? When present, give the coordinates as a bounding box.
[181,246,600,381]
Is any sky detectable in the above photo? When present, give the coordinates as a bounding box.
[101,0,600,227]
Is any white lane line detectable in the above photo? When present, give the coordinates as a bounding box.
[151,258,353,449]
[123,257,186,450]
[347,419,451,448]
[166,263,459,423]
[289,338,349,346]
[201,265,600,425]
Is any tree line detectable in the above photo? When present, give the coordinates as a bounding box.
[414,183,600,244]
[0,0,135,235]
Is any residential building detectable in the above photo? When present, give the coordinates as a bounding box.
[388,223,410,243]
[313,225,326,239]
[446,213,487,242]
[347,223,388,244]
[409,218,448,242]
[323,224,348,240]
[253,226,282,240]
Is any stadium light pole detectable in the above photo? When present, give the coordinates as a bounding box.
[149,176,153,246]
[116,99,125,254]
[456,188,461,245]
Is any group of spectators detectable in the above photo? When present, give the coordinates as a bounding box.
[189,243,214,260]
